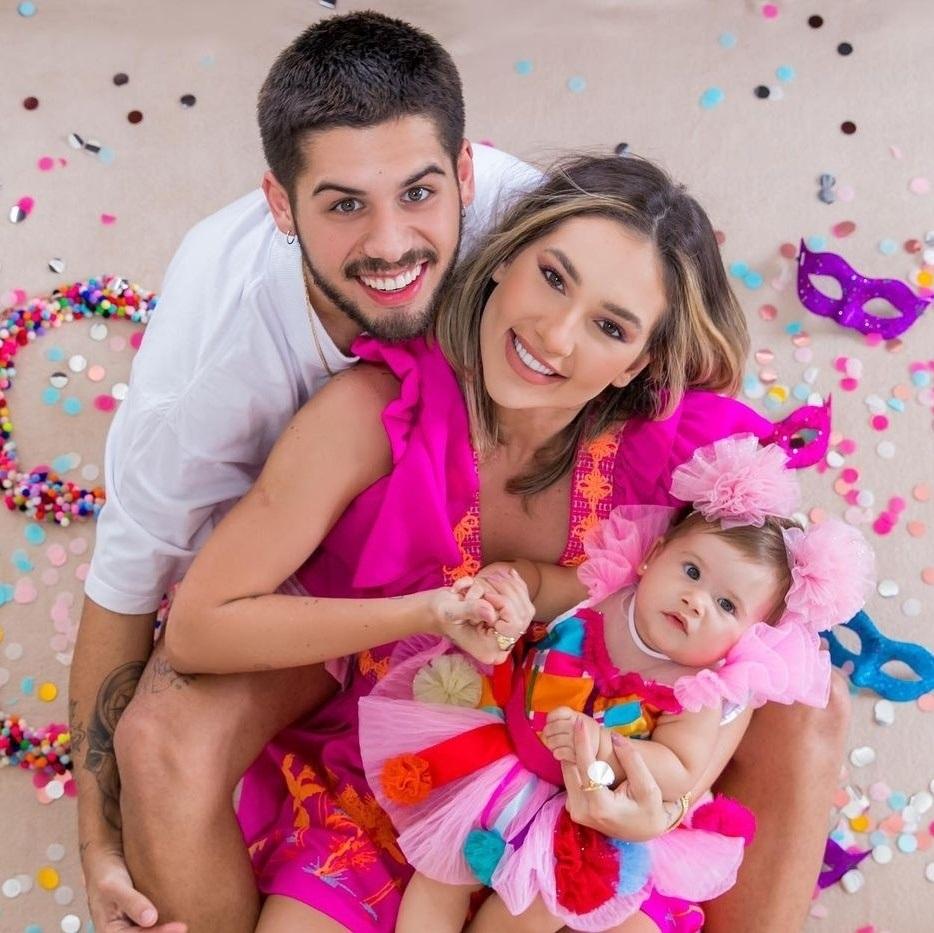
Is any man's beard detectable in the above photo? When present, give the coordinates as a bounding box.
[296,219,462,343]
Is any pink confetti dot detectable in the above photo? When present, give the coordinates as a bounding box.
[836,184,855,203]
[909,177,931,195]
[130,331,144,350]
[762,3,779,18]
[109,336,126,352]
[864,332,883,347]
[100,213,118,225]
[873,515,894,535]
[17,196,35,217]
[832,220,857,238]
[68,537,88,555]
[809,507,826,523]
[87,364,106,382]
[93,394,117,412]
[922,567,934,585]
[834,356,849,373]
[37,156,55,171]
[908,521,927,538]
[871,415,889,430]
[832,787,849,808]
[833,478,851,496]
[842,468,860,483]
[888,496,906,513]
[14,578,38,604]
[75,563,89,581]
[46,544,68,567]
[919,693,934,712]
[840,377,859,391]
[844,489,860,506]
[838,438,858,455]
[759,304,778,321]
[914,483,931,501]
[869,782,891,801]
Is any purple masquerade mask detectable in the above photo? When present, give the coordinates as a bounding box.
[797,241,931,339]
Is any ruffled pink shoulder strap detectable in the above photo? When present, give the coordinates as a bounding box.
[347,336,477,591]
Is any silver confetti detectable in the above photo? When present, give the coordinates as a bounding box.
[48,257,65,274]
[49,372,69,389]
[8,204,26,223]
[67,132,85,149]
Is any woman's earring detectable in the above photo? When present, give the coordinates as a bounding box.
[461,206,467,220]
[286,230,296,245]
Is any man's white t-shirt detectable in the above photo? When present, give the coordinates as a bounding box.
[85,144,541,614]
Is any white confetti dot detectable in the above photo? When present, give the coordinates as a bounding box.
[61,915,82,933]
[845,358,864,378]
[47,843,66,862]
[902,598,922,617]
[856,489,875,508]
[878,579,899,598]
[803,366,820,385]
[864,394,886,414]
[826,451,845,468]
[911,791,933,815]
[111,382,129,400]
[81,463,100,481]
[872,844,893,864]
[807,392,824,406]
[67,354,88,373]
[877,440,896,459]
[54,885,75,905]
[840,868,865,893]
[926,861,934,882]
[4,642,24,661]
[0,667,9,686]
[874,699,895,725]
[46,780,65,800]
[89,322,109,341]
[15,873,32,893]
[2,877,22,898]
[849,745,876,767]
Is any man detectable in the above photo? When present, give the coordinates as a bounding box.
[70,12,538,933]
[70,10,849,933]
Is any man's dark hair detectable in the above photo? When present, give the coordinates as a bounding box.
[258,11,465,196]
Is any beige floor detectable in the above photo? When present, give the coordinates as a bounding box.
[2,1,933,930]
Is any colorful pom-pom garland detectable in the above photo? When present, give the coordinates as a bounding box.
[1,276,155,525]
[0,712,72,776]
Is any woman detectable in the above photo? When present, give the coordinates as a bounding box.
[166,155,827,931]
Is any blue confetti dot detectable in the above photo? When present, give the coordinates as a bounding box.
[869,831,888,847]
[742,375,760,394]
[728,261,749,278]
[514,59,533,76]
[888,791,908,810]
[62,397,82,416]
[878,238,898,256]
[718,33,737,49]
[911,370,931,388]
[26,925,44,933]
[793,383,811,401]
[785,321,803,335]
[25,523,46,545]
[829,828,846,843]
[21,676,35,696]
[41,386,61,405]
[806,235,828,251]
[98,147,117,165]
[0,583,15,606]
[45,346,65,362]
[12,549,34,572]
[897,833,918,853]
[887,398,905,412]
[743,271,764,289]
[51,454,75,473]
[18,1,38,17]
[700,87,725,109]
[775,64,795,82]
[567,75,587,93]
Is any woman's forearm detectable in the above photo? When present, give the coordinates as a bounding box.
[165,589,439,675]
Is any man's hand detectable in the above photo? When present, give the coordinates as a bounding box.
[541,706,603,764]
[82,843,187,933]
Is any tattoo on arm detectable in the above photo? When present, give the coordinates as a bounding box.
[147,655,196,694]
[69,698,87,760]
[84,661,145,833]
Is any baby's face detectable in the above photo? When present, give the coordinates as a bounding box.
[634,528,783,668]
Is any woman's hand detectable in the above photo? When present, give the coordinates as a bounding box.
[560,718,673,842]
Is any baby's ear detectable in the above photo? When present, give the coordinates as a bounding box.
[639,536,666,573]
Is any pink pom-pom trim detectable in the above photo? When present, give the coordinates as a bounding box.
[690,795,757,847]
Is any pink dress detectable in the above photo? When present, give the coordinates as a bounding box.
[236,336,798,931]
[358,595,752,931]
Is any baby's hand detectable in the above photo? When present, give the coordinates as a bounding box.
[541,707,603,765]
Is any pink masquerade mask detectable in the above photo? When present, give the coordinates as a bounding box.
[797,240,931,339]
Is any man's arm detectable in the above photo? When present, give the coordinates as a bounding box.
[69,599,186,931]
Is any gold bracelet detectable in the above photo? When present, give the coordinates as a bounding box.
[665,792,693,832]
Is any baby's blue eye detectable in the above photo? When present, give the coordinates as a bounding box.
[684,563,700,580]
[718,598,736,614]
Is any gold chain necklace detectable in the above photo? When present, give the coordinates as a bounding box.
[301,267,335,377]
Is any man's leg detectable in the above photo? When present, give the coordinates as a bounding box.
[704,671,851,933]
[114,639,337,933]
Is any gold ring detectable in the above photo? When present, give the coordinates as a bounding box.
[495,632,518,651]
[582,779,604,793]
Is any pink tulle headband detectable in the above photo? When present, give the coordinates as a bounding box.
[669,434,874,637]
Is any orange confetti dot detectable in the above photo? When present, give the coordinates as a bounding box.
[909,522,928,538]
[833,788,850,808]
[917,832,932,851]
[809,507,827,523]
[833,479,851,496]
[918,693,934,712]
[880,814,904,834]
[914,483,930,502]
[918,270,934,288]
[892,384,911,400]
[780,243,797,259]
[922,567,934,585]
[833,220,857,238]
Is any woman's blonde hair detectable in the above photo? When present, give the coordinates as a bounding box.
[435,154,749,496]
